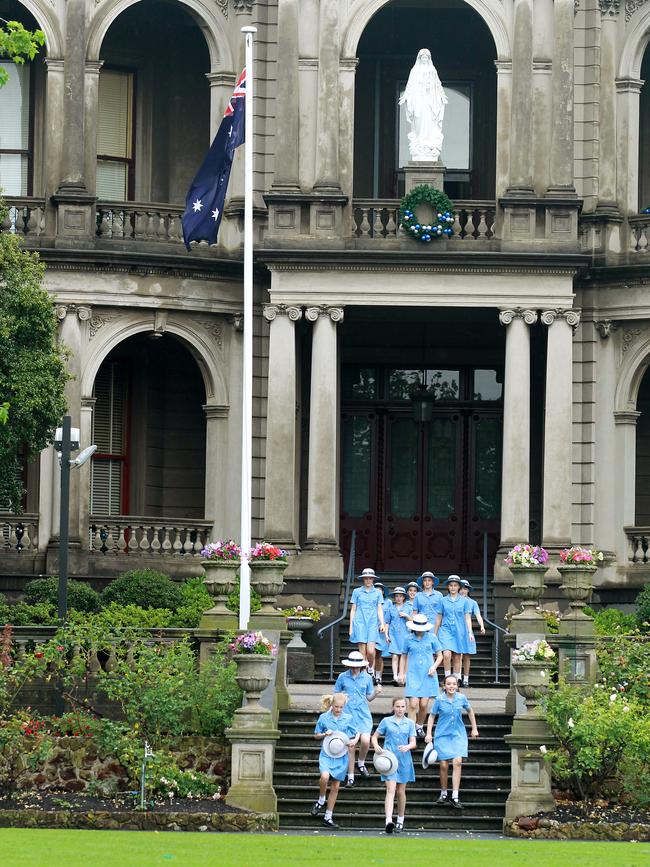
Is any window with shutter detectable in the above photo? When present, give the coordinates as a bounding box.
[91,362,128,515]
[96,68,135,200]
[0,62,33,195]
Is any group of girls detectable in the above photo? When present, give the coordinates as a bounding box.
[313,674,479,832]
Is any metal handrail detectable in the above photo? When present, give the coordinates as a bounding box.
[317,530,356,681]
[482,531,507,685]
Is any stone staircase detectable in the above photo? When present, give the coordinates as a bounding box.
[274,709,512,831]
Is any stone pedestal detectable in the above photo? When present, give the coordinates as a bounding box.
[504,722,556,821]
[287,648,315,683]
[404,161,445,193]
[247,619,291,719]
[225,713,280,814]
[555,635,598,686]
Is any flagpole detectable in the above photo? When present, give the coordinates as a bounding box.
[239,25,256,631]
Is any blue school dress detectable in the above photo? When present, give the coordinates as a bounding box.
[461,598,481,655]
[314,708,358,781]
[404,631,442,698]
[385,601,413,655]
[431,692,471,760]
[375,715,416,783]
[437,594,471,654]
[333,669,374,734]
[376,598,393,658]
[413,590,443,624]
[350,585,383,644]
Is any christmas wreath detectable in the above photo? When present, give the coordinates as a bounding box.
[400,184,454,242]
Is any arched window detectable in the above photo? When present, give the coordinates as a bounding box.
[0,60,33,195]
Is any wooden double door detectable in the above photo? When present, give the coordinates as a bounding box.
[341,408,502,576]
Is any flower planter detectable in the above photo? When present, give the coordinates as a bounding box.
[201,560,240,616]
[232,654,275,712]
[286,616,315,649]
[512,660,551,716]
[248,560,288,615]
[557,565,596,635]
[508,566,548,629]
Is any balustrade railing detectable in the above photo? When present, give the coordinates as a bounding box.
[1,198,46,237]
[625,526,649,564]
[351,199,496,241]
[96,200,185,244]
[629,214,650,253]
[1,513,39,552]
[89,516,212,557]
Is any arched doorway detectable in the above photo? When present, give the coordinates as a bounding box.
[640,42,650,210]
[635,365,650,524]
[352,0,497,200]
[90,333,206,520]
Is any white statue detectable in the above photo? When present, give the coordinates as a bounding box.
[399,48,448,162]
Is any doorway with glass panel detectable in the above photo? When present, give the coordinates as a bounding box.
[341,365,502,578]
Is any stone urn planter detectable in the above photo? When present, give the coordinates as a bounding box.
[557,565,597,636]
[508,565,549,630]
[233,653,275,713]
[202,560,240,615]
[248,560,288,615]
[512,660,551,717]
[286,616,315,649]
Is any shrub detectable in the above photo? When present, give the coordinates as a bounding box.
[226,577,261,615]
[0,601,57,626]
[24,577,100,613]
[636,583,650,632]
[100,570,182,612]
[583,606,636,635]
[69,603,173,630]
[596,631,650,706]
[171,577,212,628]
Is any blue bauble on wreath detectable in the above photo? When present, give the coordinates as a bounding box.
[400,184,455,243]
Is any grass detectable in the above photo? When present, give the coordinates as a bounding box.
[3,830,650,867]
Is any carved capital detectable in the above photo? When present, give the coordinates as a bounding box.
[55,303,93,322]
[564,309,581,328]
[595,320,618,338]
[541,308,581,328]
[229,313,244,332]
[599,0,620,14]
[263,303,303,323]
[232,0,253,12]
[499,308,537,326]
[540,309,557,326]
[305,305,345,324]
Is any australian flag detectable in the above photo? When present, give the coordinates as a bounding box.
[182,69,246,250]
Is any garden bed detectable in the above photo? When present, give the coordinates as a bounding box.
[504,800,650,841]
[0,792,278,832]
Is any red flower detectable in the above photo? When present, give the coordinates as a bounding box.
[34,652,44,659]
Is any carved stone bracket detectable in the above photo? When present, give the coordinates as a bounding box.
[598,0,620,14]
[305,306,345,324]
[498,308,538,327]
[232,0,253,12]
[541,309,581,329]
[595,320,619,339]
[263,304,303,323]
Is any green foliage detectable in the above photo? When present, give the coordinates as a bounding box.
[595,631,650,706]
[100,570,182,612]
[635,583,650,632]
[0,21,45,87]
[0,599,57,626]
[24,576,100,613]
[148,760,219,800]
[399,184,455,242]
[0,709,53,796]
[226,576,261,615]
[68,603,173,630]
[0,200,68,510]
[172,577,212,628]
[583,606,636,636]
[0,402,7,424]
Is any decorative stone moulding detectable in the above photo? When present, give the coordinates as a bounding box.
[498,308,538,326]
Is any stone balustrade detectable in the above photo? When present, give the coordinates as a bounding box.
[89,516,212,557]
[629,214,650,253]
[625,526,649,564]
[95,200,185,244]
[1,198,47,237]
[351,199,496,241]
[1,513,39,553]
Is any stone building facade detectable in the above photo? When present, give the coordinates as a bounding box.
[1,0,649,619]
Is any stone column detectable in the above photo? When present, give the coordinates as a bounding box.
[616,78,644,219]
[206,72,237,139]
[84,61,104,198]
[494,61,512,199]
[43,59,65,234]
[541,310,580,549]
[547,0,575,195]
[79,397,95,552]
[305,305,343,545]
[507,0,534,194]
[593,322,618,578]
[263,304,302,545]
[314,0,340,192]
[499,310,537,546]
[271,0,300,190]
[614,410,641,565]
[203,403,230,539]
[596,4,619,214]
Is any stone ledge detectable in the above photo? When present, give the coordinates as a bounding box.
[0,808,278,833]
[504,817,650,841]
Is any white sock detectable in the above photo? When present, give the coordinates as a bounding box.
[318,795,326,806]
[452,790,459,800]
[444,670,451,677]
[325,809,333,820]
[453,672,461,679]
[441,789,448,797]
[348,775,354,783]
[385,815,392,824]
[358,760,365,769]
[397,815,404,824]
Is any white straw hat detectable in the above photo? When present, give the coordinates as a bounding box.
[422,742,438,769]
[341,650,368,668]
[406,613,434,632]
[373,750,398,776]
[323,731,350,759]
[357,567,379,582]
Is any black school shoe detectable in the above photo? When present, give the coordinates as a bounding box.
[385,821,394,834]
[450,798,464,809]
[395,822,404,833]
[357,764,370,778]
[323,816,338,829]
[434,794,450,807]
[310,800,323,816]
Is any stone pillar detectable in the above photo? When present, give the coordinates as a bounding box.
[614,410,641,566]
[498,310,537,547]
[314,0,340,192]
[494,61,512,200]
[203,404,230,539]
[507,0,534,194]
[84,61,104,198]
[593,322,619,580]
[206,72,237,139]
[263,304,302,545]
[305,305,343,545]
[271,0,300,190]
[547,0,575,195]
[617,77,644,244]
[43,59,65,235]
[596,5,619,214]
[541,310,580,550]
[79,397,95,553]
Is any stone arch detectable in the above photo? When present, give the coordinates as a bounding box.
[341,0,509,60]
[615,332,650,412]
[80,313,229,407]
[619,11,650,80]
[86,0,233,70]
[8,0,63,57]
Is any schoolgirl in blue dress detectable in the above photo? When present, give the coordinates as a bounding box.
[425,674,479,809]
[333,650,382,785]
[349,567,386,681]
[406,581,419,607]
[413,571,443,624]
[435,575,474,679]
[459,579,485,687]
[373,583,393,685]
[404,613,443,737]
[371,697,417,834]
[312,693,359,828]
[385,587,413,685]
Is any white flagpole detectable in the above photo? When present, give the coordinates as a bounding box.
[239,26,256,631]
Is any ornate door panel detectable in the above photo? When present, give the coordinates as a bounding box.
[340,412,378,566]
[384,416,420,570]
[423,413,464,573]
[465,413,502,574]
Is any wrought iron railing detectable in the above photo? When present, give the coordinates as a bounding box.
[317,530,356,681]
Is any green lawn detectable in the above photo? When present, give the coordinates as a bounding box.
[3,830,650,867]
